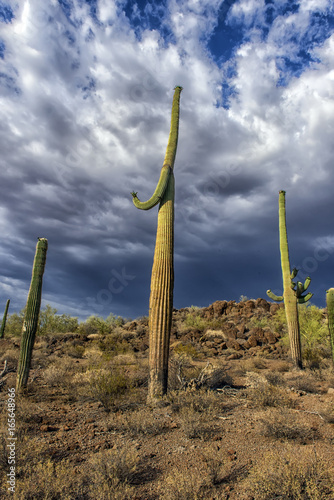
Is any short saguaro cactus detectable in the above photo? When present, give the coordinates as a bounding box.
[267,191,312,369]
[0,299,10,339]
[326,288,334,367]
[16,238,48,392]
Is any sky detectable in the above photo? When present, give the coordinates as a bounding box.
[1,0,334,321]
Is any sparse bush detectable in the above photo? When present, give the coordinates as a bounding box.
[163,466,208,499]
[179,405,215,439]
[200,444,227,485]
[173,342,201,359]
[42,364,66,386]
[183,313,207,332]
[258,409,320,443]
[109,407,166,436]
[244,447,334,499]
[66,344,85,358]
[88,443,139,499]
[245,373,294,408]
[98,331,133,359]
[87,367,131,411]
[14,458,84,500]
[241,357,267,372]
[264,371,286,386]
[0,349,18,367]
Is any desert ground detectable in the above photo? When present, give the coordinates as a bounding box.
[1,298,334,499]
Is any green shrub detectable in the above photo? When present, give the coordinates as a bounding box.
[98,332,132,359]
[38,304,78,335]
[3,310,25,337]
[88,368,131,411]
[173,342,201,359]
[184,313,207,332]
[79,313,124,335]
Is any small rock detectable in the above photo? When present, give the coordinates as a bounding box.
[328,388,334,394]
[227,353,242,360]
[40,425,58,432]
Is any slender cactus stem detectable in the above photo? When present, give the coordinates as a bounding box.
[16,238,48,391]
[326,288,334,367]
[0,299,10,339]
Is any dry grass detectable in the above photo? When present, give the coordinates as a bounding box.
[86,442,139,499]
[243,446,334,499]
[162,466,209,500]
[107,407,167,436]
[1,303,334,499]
[257,408,321,443]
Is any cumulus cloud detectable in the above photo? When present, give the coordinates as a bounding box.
[0,0,333,319]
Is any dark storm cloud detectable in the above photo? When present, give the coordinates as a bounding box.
[0,0,333,320]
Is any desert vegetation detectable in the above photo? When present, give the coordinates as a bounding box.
[1,298,334,499]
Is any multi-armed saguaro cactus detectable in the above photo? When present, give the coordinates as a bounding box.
[267,190,313,369]
[326,288,334,367]
[0,299,10,339]
[16,238,48,391]
[131,86,182,403]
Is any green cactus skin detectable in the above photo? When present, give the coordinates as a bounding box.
[132,86,182,403]
[326,288,334,367]
[16,238,48,392]
[266,290,283,302]
[278,191,303,368]
[0,299,10,339]
[266,191,313,369]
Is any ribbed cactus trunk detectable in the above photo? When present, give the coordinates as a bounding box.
[0,299,10,339]
[131,86,182,403]
[279,191,302,369]
[16,238,48,391]
[148,172,174,401]
[326,288,334,367]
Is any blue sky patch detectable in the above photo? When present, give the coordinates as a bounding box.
[0,2,14,23]
[0,40,5,59]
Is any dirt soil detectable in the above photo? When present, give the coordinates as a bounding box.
[1,299,334,499]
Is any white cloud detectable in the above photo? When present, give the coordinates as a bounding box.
[0,0,334,316]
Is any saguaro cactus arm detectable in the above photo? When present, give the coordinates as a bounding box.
[131,165,172,210]
[297,293,313,304]
[295,276,313,303]
[266,290,283,302]
[16,238,48,391]
[131,86,183,212]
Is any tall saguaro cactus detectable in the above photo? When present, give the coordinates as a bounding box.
[131,86,182,403]
[326,288,334,367]
[267,191,312,369]
[16,238,48,391]
[0,299,10,339]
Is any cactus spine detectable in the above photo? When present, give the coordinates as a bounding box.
[131,86,182,403]
[0,299,10,339]
[267,191,313,369]
[16,238,48,391]
[326,288,334,366]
